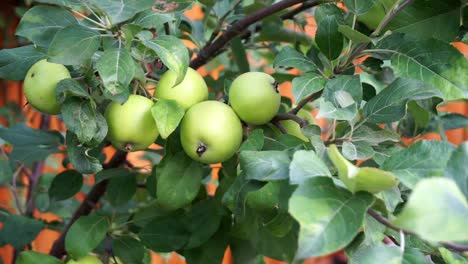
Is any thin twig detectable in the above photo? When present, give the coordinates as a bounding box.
[205,0,243,46]
[10,164,25,215]
[289,90,323,115]
[190,0,318,69]
[273,120,288,134]
[273,113,308,127]
[367,209,468,252]
[70,9,107,29]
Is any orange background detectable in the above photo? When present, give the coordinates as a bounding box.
[0,2,467,264]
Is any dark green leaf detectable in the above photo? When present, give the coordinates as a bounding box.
[142,35,189,85]
[393,178,468,242]
[156,152,205,210]
[289,177,375,259]
[96,48,136,96]
[363,78,441,123]
[315,16,343,60]
[184,230,229,264]
[0,155,12,185]
[95,168,132,183]
[375,34,468,100]
[48,25,101,66]
[106,172,137,206]
[314,4,346,24]
[132,10,175,29]
[65,214,110,259]
[240,151,290,181]
[289,150,331,185]
[151,99,185,139]
[55,79,90,104]
[338,25,372,43]
[445,143,468,197]
[0,45,46,81]
[139,214,189,252]
[231,36,250,73]
[382,140,456,188]
[239,129,264,152]
[0,123,63,167]
[344,0,374,15]
[49,170,83,201]
[0,215,44,249]
[66,131,103,174]
[88,0,154,25]
[16,5,77,47]
[274,46,317,72]
[182,199,222,249]
[292,73,326,103]
[113,236,145,264]
[425,113,468,133]
[16,251,62,264]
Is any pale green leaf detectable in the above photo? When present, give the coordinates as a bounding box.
[274,46,317,72]
[240,151,290,181]
[292,73,326,103]
[289,150,331,184]
[88,0,154,25]
[349,244,402,264]
[96,48,136,96]
[151,99,185,139]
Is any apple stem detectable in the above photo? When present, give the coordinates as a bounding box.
[196,143,207,157]
[124,143,133,152]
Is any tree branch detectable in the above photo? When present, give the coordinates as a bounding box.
[50,150,128,259]
[289,90,323,115]
[367,209,468,252]
[335,0,415,73]
[273,113,309,127]
[190,0,318,69]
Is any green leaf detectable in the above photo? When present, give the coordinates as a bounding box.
[65,214,110,259]
[66,131,103,174]
[240,151,290,181]
[48,170,83,201]
[183,199,222,249]
[151,99,185,139]
[349,244,403,264]
[55,79,90,104]
[382,140,456,188]
[314,4,346,24]
[156,152,205,210]
[96,48,136,96]
[289,177,374,259]
[445,143,468,197]
[0,45,46,81]
[392,177,468,242]
[16,5,77,47]
[342,141,375,160]
[33,0,84,8]
[16,251,62,264]
[48,25,101,66]
[351,126,400,146]
[289,150,331,185]
[0,123,63,167]
[318,75,362,120]
[374,34,468,100]
[363,78,441,124]
[344,0,374,15]
[239,129,264,152]
[132,10,175,29]
[139,214,190,252]
[292,73,326,103]
[403,248,431,264]
[95,168,131,183]
[184,230,229,264]
[274,46,317,72]
[106,171,137,206]
[113,236,145,264]
[328,145,398,193]
[439,247,468,264]
[338,25,372,43]
[0,215,44,249]
[385,0,461,41]
[142,35,189,86]
[89,0,154,25]
[62,98,107,145]
[0,155,12,185]
[362,214,386,246]
[231,36,250,73]
[315,15,343,60]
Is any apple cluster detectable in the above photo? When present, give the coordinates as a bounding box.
[23,60,293,164]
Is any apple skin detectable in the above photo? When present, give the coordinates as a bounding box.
[23,59,71,114]
[229,72,281,125]
[155,67,208,110]
[105,95,159,152]
[180,101,243,164]
[66,255,103,264]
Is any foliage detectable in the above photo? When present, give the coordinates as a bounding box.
[0,0,467,263]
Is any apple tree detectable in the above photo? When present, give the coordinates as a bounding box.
[0,0,467,263]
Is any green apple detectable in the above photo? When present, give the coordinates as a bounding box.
[155,67,208,110]
[23,59,71,114]
[180,101,243,164]
[67,255,103,264]
[229,72,281,125]
[105,95,159,152]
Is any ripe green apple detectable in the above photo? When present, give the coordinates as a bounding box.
[229,72,281,125]
[105,95,159,152]
[155,67,208,110]
[67,255,103,264]
[180,101,243,164]
[23,59,71,115]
